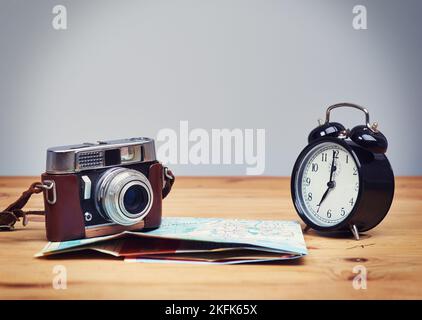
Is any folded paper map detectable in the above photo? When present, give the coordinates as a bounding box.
[36,217,307,264]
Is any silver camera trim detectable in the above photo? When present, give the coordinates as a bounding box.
[46,137,156,174]
[95,168,154,226]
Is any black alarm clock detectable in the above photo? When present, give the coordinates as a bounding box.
[291,103,394,240]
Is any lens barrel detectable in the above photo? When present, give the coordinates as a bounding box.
[95,168,153,226]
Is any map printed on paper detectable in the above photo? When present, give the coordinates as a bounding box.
[36,217,307,264]
[144,217,307,255]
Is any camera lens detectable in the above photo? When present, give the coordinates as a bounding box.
[123,185,148,215]
[95,168,153,226]
[120,183,150,217]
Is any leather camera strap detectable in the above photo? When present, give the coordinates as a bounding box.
[0,182,45,231]
[0,168,175,231]
[162,168,175,199]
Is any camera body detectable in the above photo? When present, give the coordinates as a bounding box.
[41,137,174,242]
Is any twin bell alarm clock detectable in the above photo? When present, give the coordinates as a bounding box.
[291,103,394,240]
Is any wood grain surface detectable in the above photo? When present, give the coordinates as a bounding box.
[0,176,421,299]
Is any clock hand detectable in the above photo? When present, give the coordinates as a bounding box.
[328,150,337,183]
[317,150,337,212]
[317,187,331,212]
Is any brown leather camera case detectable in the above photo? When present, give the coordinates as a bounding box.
[41,162,165,242]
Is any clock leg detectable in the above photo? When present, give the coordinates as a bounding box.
[350,224,360,241]
[303,225,311,233]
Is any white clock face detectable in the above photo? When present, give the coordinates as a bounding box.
[295,142,360,227]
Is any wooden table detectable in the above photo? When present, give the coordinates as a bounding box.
[0,176,421,299]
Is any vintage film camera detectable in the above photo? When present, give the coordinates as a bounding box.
[41,137,174,242]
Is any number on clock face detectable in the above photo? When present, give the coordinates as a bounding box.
[298,142,360,227]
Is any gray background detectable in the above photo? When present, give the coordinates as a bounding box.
[0,0,421,176]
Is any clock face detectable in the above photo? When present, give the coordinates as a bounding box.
[294,141,360,227]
